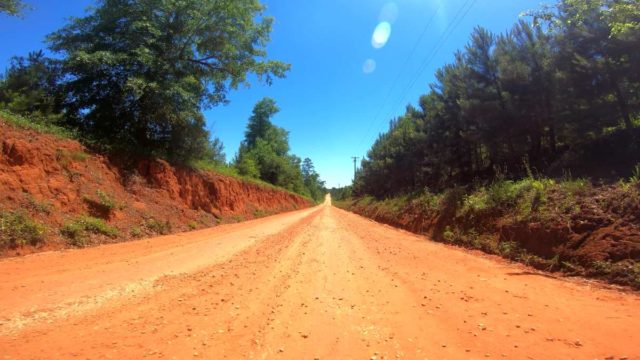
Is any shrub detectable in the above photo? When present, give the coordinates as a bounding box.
[557,178,590,196]
[252,209,271,218]
[0,210,46,248]
[55,149,89,166]
[439,187,465,218]
[61,216,118,246]
[130,226,143,238]
[630,163,640,183]
[95,189,117,210]
[498,241,518,258]
[144,218,172,235]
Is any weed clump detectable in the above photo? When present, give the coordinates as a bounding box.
[144,218,172,235]
[61,216,118,247]
[0,210,46,248]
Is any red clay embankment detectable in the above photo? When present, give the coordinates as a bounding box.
[0,120,311,256]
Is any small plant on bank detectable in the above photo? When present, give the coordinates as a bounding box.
[61,216,118,247]
[630,163,640,183]
[95,189,118,210]
[144,218,172,235]
[0,210,46,248]
[130,226,143,238]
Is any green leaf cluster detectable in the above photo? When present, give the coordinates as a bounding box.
[1,0,288,165]
[355,0,640,198]
[234,98,325,200]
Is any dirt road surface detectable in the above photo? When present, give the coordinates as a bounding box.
[1,197,638,359]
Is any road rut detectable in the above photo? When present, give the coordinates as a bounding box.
[0,199,638,359]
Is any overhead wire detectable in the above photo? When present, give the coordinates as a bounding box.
[359,0,478,151]
[358,2,443,147]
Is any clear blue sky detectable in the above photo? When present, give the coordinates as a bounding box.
[0,0,543,188]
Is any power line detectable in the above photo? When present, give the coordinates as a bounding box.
[351,156,359,181]
[361,0,478,149]
[385,0,477,120]
[359,3,443,147]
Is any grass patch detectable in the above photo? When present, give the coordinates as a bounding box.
[252,209,272,218]
[188,159,314,203]
[95,189,122,210]
[130,226,143,238]
[0,210,46,248]
[61,216,118,247]
[0,109,77,139]
[143,218,172,235]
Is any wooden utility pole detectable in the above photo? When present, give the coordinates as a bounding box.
[351,156,359,181]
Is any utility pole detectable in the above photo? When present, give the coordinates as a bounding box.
[351,156,359,182]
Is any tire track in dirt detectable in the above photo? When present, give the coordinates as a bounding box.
[0,199,638,359]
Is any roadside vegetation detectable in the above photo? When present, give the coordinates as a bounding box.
[338,174,640,289]
[354,0,639,198]
[341,0,640,289]
[61,216,119,247]
[0,0,325,203]
[0,210,45,249]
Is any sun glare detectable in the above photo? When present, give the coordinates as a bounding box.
[371,21,392,49]
[362,59,376,74]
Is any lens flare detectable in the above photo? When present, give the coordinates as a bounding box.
[379,2,399,24]
[371,21,391,49]
[362,59,376,74]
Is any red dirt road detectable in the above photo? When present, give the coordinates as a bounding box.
[1,198,638,359]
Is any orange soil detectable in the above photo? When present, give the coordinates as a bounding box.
[0,197,637,359]
[0,120,310,255]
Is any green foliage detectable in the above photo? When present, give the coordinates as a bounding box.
[235,98,322,197]
[130,226,143,238]
[630,163,640,183]
[301,157,326,202]
[143,218,172,235]
[61,216,118,246]
[329,186,352,202]
[0,109,75,139]
[498,241,519,258]
[438,187,465,218]
[55,149,89,174]
[0,0,27,16]
[0,51,62,117]
[252,209,272,218]
[354,0,640,199]
[0,210,46,248]
[95,190,118,210]
[2,0,288,163]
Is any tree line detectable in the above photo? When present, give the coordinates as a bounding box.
[355,0,640,198]
[234,98,326,200]
[0,0,325,201]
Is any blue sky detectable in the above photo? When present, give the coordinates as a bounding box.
[0,0,543,188]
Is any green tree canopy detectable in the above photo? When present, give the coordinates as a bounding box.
[0,0,27,16]
[46,0,289,161]
[235,98,325,199]
[355,0,640,198]
[0,50,62,117]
